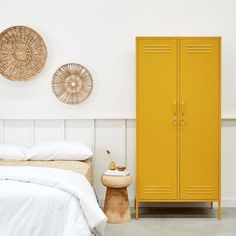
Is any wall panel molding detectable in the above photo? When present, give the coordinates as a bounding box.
[0,118,135,204]
[0,118,236,207]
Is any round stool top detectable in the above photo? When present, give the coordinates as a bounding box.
[101,174,132,188]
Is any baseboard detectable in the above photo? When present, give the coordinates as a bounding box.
[98,198,236,208]
[222,198,236,207]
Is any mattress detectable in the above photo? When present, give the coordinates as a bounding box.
[0,159,92,183]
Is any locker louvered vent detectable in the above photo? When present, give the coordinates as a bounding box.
[144,186,172,194]
[144,45,171,53]
[186,186,213,194]
[186,45,213,53]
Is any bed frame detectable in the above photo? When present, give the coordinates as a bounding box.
[0,159,93,183]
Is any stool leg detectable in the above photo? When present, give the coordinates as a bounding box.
[104,187,131,224]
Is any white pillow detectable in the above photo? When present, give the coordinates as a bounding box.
[0,144,28,160]
[27,141,93,161]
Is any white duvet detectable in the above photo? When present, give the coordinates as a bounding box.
[0,166,107,236]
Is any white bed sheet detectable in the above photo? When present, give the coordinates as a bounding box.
[0,166,107,236]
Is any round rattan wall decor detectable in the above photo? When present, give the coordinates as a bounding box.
[52,63,93,105]
[0,25,47,81]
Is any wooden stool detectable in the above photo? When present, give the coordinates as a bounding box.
[101,174,132,224]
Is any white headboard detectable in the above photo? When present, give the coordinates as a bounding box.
[0,119,95,151]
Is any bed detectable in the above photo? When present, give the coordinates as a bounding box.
[0,159,106,236]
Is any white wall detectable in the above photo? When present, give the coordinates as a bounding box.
[1,0,236,207]
[222,120,236,207]
[1,0,236,118]
[0,0,136,119]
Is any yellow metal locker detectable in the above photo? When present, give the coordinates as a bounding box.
[136,37,221,219]
[137,39,178,201]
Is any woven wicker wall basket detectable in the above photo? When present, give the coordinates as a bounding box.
[52,63,93,105]
[0,25,47,81]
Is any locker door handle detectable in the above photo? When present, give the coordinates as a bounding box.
[173,100,177,125]
[180,100,185,125]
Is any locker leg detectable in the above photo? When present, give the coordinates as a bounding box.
[135,199,139,220]
[218,201,221,220]
[210,202,213,209]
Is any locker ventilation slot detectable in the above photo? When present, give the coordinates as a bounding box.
[186,45,213,53]
[144,45,171,53]
[144,186,172,194]
[186,186,213,194]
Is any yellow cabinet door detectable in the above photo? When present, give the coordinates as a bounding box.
[179,39,220,200]
[137,38,178,200]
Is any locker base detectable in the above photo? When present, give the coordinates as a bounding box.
[135,200,221,220]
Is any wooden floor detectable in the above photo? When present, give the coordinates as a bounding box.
[105,208,236,236]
